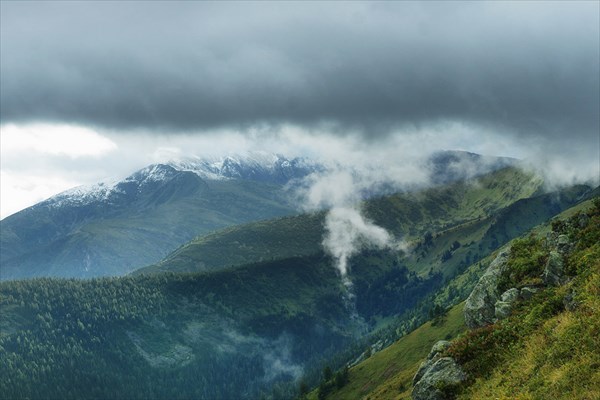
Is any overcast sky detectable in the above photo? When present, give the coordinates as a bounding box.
[1,1,599,218]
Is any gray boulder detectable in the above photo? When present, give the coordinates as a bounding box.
[557,234,572,254]
[494,301,512,319]
[494,287,521,320]
[501,288,519,303]
[543,251,567,286]
[563,289,579,311]
[412,357,466,400]
[464,249,510,329]
[429,340,452,357]
[413,340,452,385]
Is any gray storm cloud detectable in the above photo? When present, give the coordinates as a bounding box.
[1,1,598,151]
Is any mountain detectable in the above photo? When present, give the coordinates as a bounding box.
[1,164,595,399]
[0,150,519,280]
[426,150,516,185]
[307,197,600,400]
[0,154,320,279]
[135,166,554,275]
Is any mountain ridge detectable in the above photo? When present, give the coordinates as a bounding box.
[1,151,522,280]
[0,153,321,279]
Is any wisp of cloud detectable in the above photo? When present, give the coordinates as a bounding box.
[323,206,393,286]
[299,164,410,316]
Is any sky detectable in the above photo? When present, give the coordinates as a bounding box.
[1,1,599,219]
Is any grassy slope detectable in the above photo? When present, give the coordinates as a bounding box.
[140,212,326,274]
[136,167,546,275]
[308,303,466,400]
[452,199,600,399]
[321,198,599,400]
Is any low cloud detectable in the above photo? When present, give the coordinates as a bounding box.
[323,206,402,282]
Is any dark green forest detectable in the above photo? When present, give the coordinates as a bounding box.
[0,250,446,399]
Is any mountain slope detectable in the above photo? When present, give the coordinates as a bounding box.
[312,197,600,400]
[306,303,466,400]
[0,151,520,280]
[0,183,595,400]
[136,166,552,275]
[449,199,600,399]
[0,155,318,279]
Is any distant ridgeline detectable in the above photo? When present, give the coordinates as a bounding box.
[1,150,512,280]
[0,154,319,280]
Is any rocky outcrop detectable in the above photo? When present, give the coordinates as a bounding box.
[494,287,520,319]
[413,340,452,385]
[412,357,466,400]
[463,249,510,329]
[500,287,519,303]
[563,289,579,311]
[542,232,574,286]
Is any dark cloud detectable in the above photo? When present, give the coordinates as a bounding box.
[1,1,598,144]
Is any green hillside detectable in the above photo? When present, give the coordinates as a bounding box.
[313,198,599,400]
[137,167,547,275]
[307,303,466,400]
[450,199,600,399]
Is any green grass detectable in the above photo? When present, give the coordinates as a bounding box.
[137,212,326,274]
[307,303,466,400]
[447,198,600,399]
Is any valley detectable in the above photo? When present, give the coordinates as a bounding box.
[1,159,597,399]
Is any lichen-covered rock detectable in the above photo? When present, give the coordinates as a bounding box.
[494,287,520,320]
[412,357,466,400]
[464,249,510,329]
[429,340,451,358]
[556,234,572,254]
[501,288,519,303]
[494,301,512,319]
[413,340,452,385]
[543,251,567,286]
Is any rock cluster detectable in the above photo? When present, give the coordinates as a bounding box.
[411,213,585,399]
[463,249,510,329]
[542,233,573,286]
[412,340,466,400]
[412,340,452,386]
[464,229,575,330]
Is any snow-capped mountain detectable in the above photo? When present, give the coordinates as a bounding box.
[170,153,320,183]
[1,154,318,280]
[38,154,320,212]
[0,151,517,281]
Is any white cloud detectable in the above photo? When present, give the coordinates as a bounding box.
[1,121,597,219]
[0,170,80,218]
[1,123,117,158]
